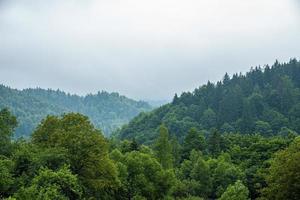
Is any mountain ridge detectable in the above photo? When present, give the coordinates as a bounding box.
[0,84,152,137]
[116,59,300,143]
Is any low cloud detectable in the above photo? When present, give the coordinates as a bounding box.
[0,0,299,100]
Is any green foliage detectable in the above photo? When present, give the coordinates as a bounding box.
[209,154,245,198]
[171,136,182,166]
[112,151,176,200]
[182,128,206,160]
[0,156,14,197]
[153,125,174,169]
[177,150,212,198]
[262,109,288,133]
[218,180,249,200]
[118,59,300,142]
[208,129,223,157]
[0,108,17,156]
[1,59,300,200]
[261,137,300,200]
[201,108,217,129]
[254,121,272,135]
[119,139,140,153]
[32,113,119,198]
[0,108,17,138]
[0,106,298,199]
[289,103,300,132]
[0,86,152,137]
[178,197,204,200]
[190,156,212,197]
[14,165,82,200]
[220,123,235,133]
[223,133,290,199]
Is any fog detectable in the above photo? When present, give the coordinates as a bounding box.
[0,0,299,100]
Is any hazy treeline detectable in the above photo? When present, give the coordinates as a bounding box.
[117,59,300,144]
[0,86,152,137]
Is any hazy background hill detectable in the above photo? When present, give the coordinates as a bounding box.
[0,86,152,137]
[117,59,300,143]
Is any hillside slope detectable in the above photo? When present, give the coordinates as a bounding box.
[0,86,152,137]
[117,59,300,143]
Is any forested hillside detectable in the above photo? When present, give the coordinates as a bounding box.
[0,86,152,137]
[117,59,300,143]
[0,109,299,199]
[1,59,300,199]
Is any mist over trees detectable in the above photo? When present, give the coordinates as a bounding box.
[0,87,152,137]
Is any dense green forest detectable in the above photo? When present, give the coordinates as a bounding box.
[0,59,299,199]
[0,109,299,199]
[117,59,300,143]
[0,86,152,137]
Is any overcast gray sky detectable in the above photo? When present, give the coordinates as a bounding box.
[0,0,299,100]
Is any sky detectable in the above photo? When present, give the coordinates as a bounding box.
[0,0,300,101]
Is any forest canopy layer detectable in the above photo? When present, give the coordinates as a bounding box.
[0,59,299,199]
[117,59,300,144]
[0,108,299,199]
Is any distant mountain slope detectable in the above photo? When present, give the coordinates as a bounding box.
[0,86,152,137]
[117,59,300,143]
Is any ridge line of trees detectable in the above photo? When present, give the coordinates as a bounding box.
[0,85,152,137]
[117,59,300,144]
